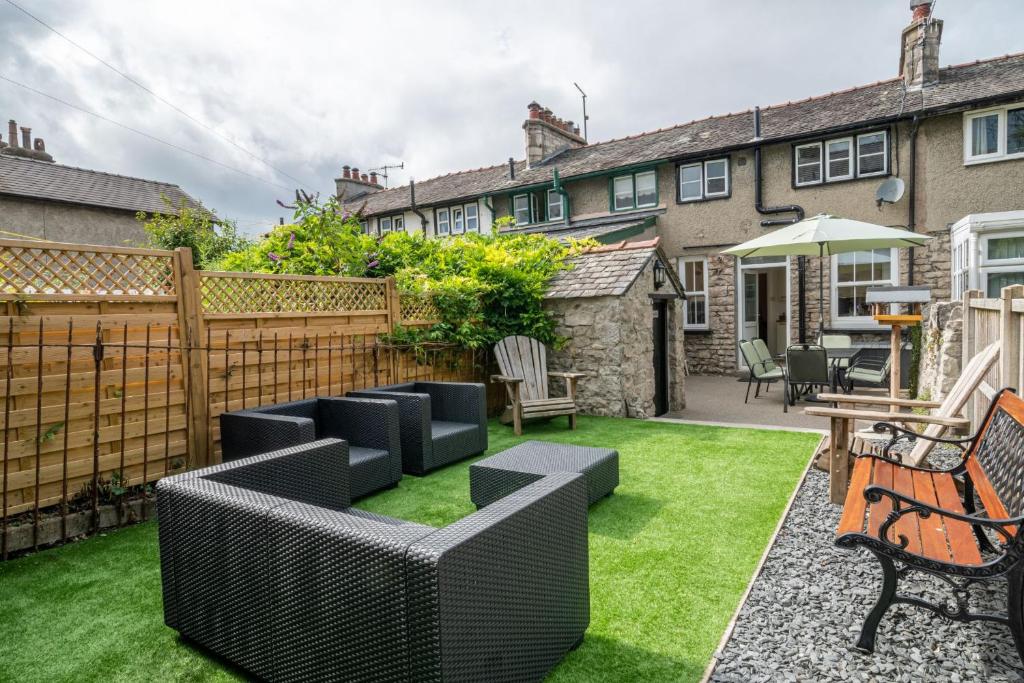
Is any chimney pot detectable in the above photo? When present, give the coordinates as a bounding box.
[342,165,351,179]
[369,171,378,185]
[527,101,542,119]
[9,120,18,148]
[20,127,31,149]
[33,138,45,152]
[911,0,931,22]
[574,126,581,136]
[351,167,360,180]
[360,173,368,183]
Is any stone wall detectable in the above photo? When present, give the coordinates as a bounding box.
[684,253,737,374]
[546,259,685,417]
[917,300,963,401]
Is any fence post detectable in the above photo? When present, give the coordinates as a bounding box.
[384,276,401,330]
[962,289,980,426]
[174,248,211,468]
[1000,284,1024,395]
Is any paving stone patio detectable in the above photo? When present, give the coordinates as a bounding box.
[708,465,1024,683]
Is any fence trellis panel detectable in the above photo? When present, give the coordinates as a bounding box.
[962,284,1024,427]
[0,238,483,555]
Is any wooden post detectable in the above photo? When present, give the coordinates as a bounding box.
[962,289,981,427]
[828,415,850,504]
[999,285,1024,395]
[889,322,902,400]
[384,276,401,331]
[174,247,211,468]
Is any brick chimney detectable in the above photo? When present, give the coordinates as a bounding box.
[523,101,587,168]
[1,119,54,162]
[334,162,383,201]
[899,1,943,90]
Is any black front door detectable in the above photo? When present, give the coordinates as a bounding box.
[652,299,669,416]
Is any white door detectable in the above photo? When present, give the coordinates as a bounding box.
[742,272,759,341]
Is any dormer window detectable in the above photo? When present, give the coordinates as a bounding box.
[677,158,729,202]
[964,103,1024,164]
[610,169,658,211]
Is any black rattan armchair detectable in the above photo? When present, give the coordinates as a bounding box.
[156,441,589,682]
[219,396,401,499]
[348,381,487,475]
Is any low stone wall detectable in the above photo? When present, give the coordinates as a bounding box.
[916,300,962,401]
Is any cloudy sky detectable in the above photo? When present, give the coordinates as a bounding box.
[1,0,1021,234]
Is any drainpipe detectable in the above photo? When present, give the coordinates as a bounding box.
[797,256,807,343]
[907,116,920,286]
[552,168,570,225]
[410,179,429,235]
[752,107,804,228]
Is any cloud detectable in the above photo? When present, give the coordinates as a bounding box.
[1,0,1021,235]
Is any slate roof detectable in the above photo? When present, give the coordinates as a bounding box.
[0,155,201,214]
[545,237,684,300]
[344,52,1024,218]
[504,208,662,243]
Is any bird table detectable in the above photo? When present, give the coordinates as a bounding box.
[865,286,931,400]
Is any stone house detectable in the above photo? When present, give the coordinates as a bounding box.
[544,238,685,418]
[0,119,201,246]
[341,1,1024,374]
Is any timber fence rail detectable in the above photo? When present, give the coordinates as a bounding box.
[961,284,1024,428]
[0,237,489,557]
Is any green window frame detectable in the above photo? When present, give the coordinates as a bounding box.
[609,169,658,212]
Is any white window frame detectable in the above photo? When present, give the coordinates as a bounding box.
[512,194,531,225]
[679,256,710,330]
[964,102,1024,165]
[634,170,658,208]
[825,137,854,182]
[856,132,888,177]
[830,248,900,328]
[979,230,1024,297]
[794,142,823,186]
[451,206,464,234]
[379,216,393,234]
[464,203,479,231]
[547,189,564,221]
[393,216,404,233]
[678,162,703,202]
[703,159,729,198]
[612,175,635,211]
[436,208,450,235]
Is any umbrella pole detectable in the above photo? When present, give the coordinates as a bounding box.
[818,243,825,342]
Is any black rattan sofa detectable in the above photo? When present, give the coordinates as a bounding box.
[219,396,401,499]
[156,440,590,682]
[348,382,487,475]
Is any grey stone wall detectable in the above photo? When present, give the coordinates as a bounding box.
[684,254,737,374]
[545,259,685,417]
[917,300,963,401]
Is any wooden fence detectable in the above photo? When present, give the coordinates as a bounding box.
[0,238,480,555]
[961,284,1024,427]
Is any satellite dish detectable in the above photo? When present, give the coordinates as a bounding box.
[875,177,905,206]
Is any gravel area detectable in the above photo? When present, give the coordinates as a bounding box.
[709,450,1024,683]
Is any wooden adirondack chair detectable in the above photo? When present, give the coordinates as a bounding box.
[491,335,585,436]
[806,342,1000,502]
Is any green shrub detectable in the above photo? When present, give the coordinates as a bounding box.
[137,196,249,269]
[218,195,592,347]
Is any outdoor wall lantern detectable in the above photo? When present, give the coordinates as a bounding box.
[653,259,666,290]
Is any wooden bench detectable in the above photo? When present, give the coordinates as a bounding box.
[836,388,1024,662]
[492,335,585,436]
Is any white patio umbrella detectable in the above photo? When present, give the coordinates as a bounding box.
[722,214,931,339]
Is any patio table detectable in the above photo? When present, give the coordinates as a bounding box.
[470,440,619,508]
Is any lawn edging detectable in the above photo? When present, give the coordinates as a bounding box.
[698,432,826,683]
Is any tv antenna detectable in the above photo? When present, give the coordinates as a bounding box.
[369,162,405,188]
[573,82,589,141]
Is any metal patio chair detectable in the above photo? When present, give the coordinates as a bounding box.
[739,339,785,404]
[784,344,830,412]
[844,351,893,392]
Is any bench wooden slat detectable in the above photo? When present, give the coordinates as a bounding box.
[868,460,894,538]
[838,457,874,535]
[892,465,922,555]
[932,473,983,566]
[911,469,952,564]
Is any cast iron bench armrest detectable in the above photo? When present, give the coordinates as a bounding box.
[869,420,978,466]
[861,483,1024,551]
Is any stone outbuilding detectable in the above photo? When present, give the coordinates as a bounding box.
[544,238,686,418]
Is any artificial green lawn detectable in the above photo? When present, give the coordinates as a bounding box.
[0,417,818,682]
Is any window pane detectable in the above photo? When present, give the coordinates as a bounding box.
[635,172,657,207]
[854,258,872,281]
[437,208,450,233]
[679,164,702,200]
[836,252,856,283]
[857,133,886,175]
[547,190,563,221]
[686,295,706,327]
[827,139,852,179]
[394,216,404,231]
[836,285,860,317]
[988,236,1024,261]
[987,271,1024,297]
[704,160,727,196]
[971,114,1000,156]
[872,248,892,281]
[613,176,634,210]
[513,195,531,225]
[1009,108,1024,155]
[465,205,478,231]
[452,207,464,233]
[796,144,821,184]
[683,260,705,292]
[380,217,391,233]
